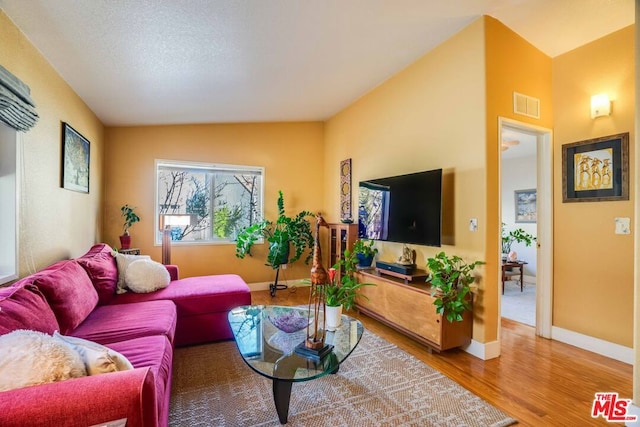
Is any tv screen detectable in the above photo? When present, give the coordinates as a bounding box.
[358,169,442,247]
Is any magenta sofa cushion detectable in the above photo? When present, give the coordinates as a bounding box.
[24,260,99,334]
[72,300,177,345]
[110,274,251,345]
[0,284,60,335]
[109,335,173,426]
[77,244,119,305]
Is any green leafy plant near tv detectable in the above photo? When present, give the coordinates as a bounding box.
[325,249,375,311]
[235,191,314,268]
[352,238,378,267]
[426,252,484,322]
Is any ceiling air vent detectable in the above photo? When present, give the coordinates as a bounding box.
[513,92,540,119]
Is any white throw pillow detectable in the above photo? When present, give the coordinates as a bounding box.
[0,330,87,391]
[53,331,134,375]
[112,252,151,293]
[124,259,171,293]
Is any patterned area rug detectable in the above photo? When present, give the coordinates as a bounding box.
[169,331,517,427]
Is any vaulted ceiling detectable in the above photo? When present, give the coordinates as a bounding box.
[0,0,634,126]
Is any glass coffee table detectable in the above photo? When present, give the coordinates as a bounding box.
[228,305,364,424]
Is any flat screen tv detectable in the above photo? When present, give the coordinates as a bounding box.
[358,169,442,247]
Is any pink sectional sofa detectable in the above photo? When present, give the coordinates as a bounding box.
[0,243,251,427]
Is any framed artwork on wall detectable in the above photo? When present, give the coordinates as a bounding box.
[514,189,536,223]
[61,122,90,193]
[562,132,629,202]
[340,158,352,221]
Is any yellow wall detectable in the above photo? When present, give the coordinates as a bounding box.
[552,25,635,347]
[484,16,553,338]
[325,19,491,340]
[104,122,324,283]
[0,11,105,275]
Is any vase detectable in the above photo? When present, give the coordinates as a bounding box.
[119,234,131,250]
[356,253,374,268]
[325,305,342,331]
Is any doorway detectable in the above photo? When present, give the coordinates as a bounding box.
[498,118,552,338]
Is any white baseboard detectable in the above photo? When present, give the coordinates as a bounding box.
[248,280,310,292]
[463,338,501,360]
[551,326,633,364]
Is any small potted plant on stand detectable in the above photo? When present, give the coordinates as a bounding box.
[426,252,484,323]
[324,249,374,330]
[501,223,536,261]
[119,204,140,250]
[352,238,378,268]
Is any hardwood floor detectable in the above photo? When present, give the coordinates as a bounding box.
[251,286,633,426]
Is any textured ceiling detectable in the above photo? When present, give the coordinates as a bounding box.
[0,0,634,126]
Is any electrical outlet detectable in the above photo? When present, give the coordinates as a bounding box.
[469,218,478,232]
[615,217,630,235]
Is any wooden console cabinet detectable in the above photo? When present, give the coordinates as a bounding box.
[355,269,472,352]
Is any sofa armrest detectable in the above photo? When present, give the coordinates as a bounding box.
[164,264,179,281]
[0,367,158,427]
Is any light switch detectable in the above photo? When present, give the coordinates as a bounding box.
[615,217,630,235]
[469,218,478,232]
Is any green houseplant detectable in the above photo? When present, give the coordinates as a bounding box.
[119,204,140,249]
[323,249,374,330]
[235,191,314,268]
[501,223,536,255]
[426,252,484,323]
[352,238,378,267]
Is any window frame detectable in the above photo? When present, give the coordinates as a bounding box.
[154,159,264,246]
[0,124,19,285]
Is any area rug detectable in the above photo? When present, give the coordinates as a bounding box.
[501,282,536,326]
[169,331,517,427]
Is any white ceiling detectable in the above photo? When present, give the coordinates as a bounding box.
[0,0,634,126]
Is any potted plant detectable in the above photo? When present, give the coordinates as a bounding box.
[235,191,314,269]
[119,204,140,249]
[426,252,484,323]
[324,249,374,330]
[352,238,378,267]
[501,223,536,260]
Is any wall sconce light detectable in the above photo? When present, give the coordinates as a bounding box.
[159,214,195,265]
[591,94,611,118]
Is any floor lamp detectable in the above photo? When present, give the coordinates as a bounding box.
[159,214,194,265]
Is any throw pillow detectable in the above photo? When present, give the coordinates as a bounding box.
[76,250,119,305]
[0,330,86,392]
[30,260,99,334]
[53,331,134,375]
[112,252,151,293]
[0,284,60,335]
[124,259,170,293]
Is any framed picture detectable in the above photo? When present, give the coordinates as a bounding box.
[562,132,629,202]
[514,189,536,223]
[340,158,352,221]
[61,122,90,193]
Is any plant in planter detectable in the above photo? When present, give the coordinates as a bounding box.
[119,204,140,249]
[235,191,314,269]
[324,249,375,330]
[426,252,484,323]
[352,238,378,267]
[501,223,536,259]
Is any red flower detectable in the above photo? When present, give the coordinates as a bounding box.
[328,268,336,284]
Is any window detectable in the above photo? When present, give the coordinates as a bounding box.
[0,124,18,284]
[155,159,263,245]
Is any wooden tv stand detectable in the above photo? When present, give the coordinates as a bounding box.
[355,268,472,352]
